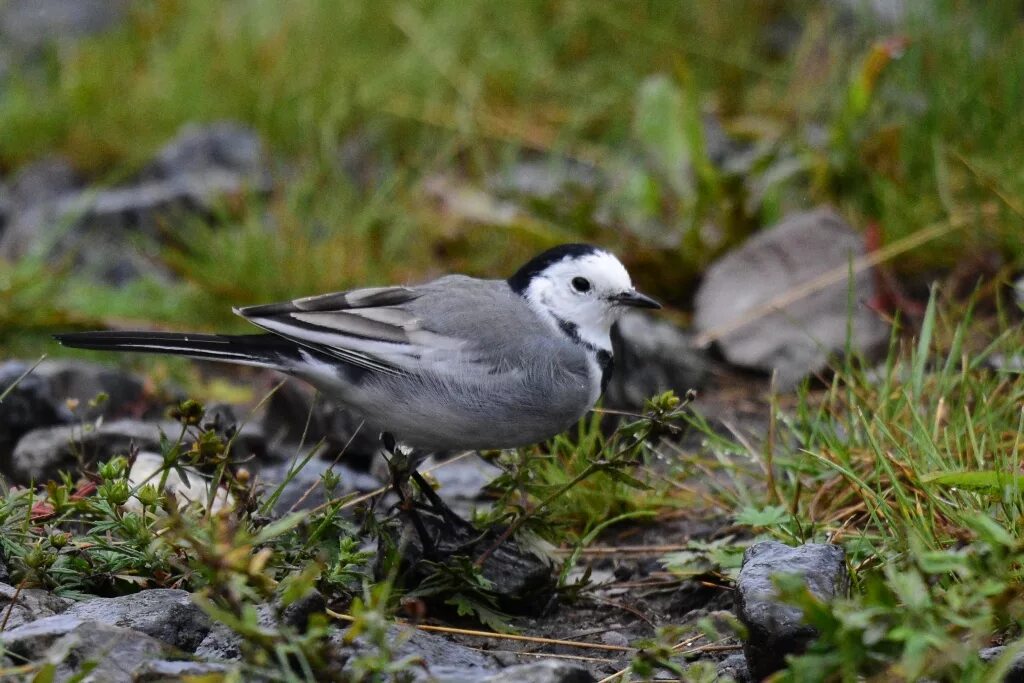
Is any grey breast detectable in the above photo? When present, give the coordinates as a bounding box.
[360,277,596,451]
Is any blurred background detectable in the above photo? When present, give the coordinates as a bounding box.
[1,0,1021,364]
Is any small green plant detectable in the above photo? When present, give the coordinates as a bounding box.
[0,396,384,681]
[482,390,694,544]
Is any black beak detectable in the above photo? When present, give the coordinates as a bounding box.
[610,290,662,309]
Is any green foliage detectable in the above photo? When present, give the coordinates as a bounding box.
[407,556,512,633]
[482,390,693,543]
[661,537,745,581]
[774,524,1024,681]
[687,290,1024,679]
[0,397,383,680]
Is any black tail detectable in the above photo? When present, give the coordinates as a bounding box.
[54,331,300,369]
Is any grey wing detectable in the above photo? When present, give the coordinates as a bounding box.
[234,280,485,377]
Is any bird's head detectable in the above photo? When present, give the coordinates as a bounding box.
[508,244,660,350]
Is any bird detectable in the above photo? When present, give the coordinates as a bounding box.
[55,243,660,457]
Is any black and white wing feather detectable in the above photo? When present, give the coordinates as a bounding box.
[235,285,468,377]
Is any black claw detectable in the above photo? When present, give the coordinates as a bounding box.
[411,470,465,529]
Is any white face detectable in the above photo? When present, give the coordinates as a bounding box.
[522,251,643,350]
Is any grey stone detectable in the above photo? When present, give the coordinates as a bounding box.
[0,614,180,682]
[0,361,71,475]
[141,121,267,182]
[695,208,889,388]
[134,659,233,681]
[6,156,81,208]
[33,359,152,421]
[830,0,906,26]
[0,123,271,286]
[416,453,502,514]
[488,157,602,202]
[0,581,73,631]
[0,0,129,57]
[608,311,710,409]
[194,590,325,661]
[193,620,242,661]
[716,653,750,682]
[279,589,326,632]
[600,630,629,647]
[332,625,500,682]
[979,645,1024,683]
[10,419,178,483]
[11,417,265,484]
[384,508,556,615]
[260,380,382,471]
[482,659,594,683]
[0,170,251,284]
[258,455,381,515]
[0,181,10,240]
[63,589,212,652]
[735,541,848,681]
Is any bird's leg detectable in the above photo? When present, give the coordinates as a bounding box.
[409,469,465,529]
[381,433,440,558]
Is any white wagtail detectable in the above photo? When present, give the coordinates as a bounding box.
[56,244,660,456]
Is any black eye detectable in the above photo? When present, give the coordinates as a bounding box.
[571,277,591,293]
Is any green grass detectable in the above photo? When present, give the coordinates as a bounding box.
[683,290,1024,680]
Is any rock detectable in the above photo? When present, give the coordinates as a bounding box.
[257,455,380,515]
[0,0,129,58]
[382,509,556,616]
[11,418,263,485]
[0,581,73,630]
[141,121,267,182]
[332,624,500,682]
[481,659,594,683]
[0,615,182,682]
[5,156,81,207]
[134,659,232,681]
[979,646,1024,683]
[715,653,751,682]
[0,122,271,285]
[62,589,212,652]
[423,174,522,226]
[194,589,325,661]
[193,620,243,661]
[0,181,10,239]
[694,208,888,388]
[600,630,629,647]
[126,452,235,513]
[735,541,848,681]
[10,419,177,483]
[260,380,382,471]
[32,359,154,421]
[279,589,327,633]
[0,361,71,475]
[830,0,906,26]
[487,157,602,203]
[608,312,710,409]
[414,454,502,517]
